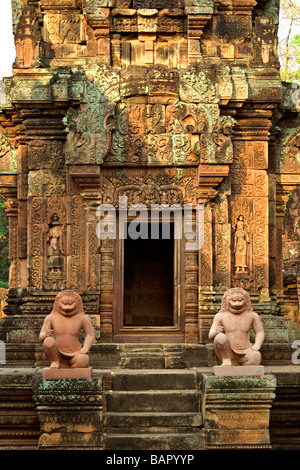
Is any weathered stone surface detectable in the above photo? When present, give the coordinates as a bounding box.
[202,373,277,449]
[0,369,40,449]
[33,373,104,450]
[268,367,300,449]
[104,369,204,450]
[0,367,299,450]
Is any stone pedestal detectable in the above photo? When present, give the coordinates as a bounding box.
[202,374,276,449]
[42,367,93,378]
[33,373,104,450]
[213,365,265,377]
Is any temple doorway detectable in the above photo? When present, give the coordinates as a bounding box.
[113,221,185,342]
[123,226,174,327]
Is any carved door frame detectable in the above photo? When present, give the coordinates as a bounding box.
[112,212,185,343]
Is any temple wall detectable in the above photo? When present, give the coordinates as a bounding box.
[0,0,298,349]
[0,1,300,453]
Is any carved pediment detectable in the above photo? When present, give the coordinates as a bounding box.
[62,64,235,167]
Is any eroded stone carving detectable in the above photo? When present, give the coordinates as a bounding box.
[63,69,118,164]
[0,134,18,174]
[14,5,43,68]
[280,128,300,174]
[64,101,115,164]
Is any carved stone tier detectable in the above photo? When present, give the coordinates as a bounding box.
[203,373,276,449]
[33,373,105,450]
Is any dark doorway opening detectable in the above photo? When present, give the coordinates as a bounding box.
[123,224,174,327]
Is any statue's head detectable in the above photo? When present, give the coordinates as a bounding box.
[220,287,252,315]
[52,290,84,317]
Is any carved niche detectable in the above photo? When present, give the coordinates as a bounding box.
[13,5,44,69]
[29,190,67,293]
[44,199,67,292]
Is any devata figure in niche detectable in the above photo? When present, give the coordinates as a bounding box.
[46,213,64,276]
[208,287,265,367]
[234,215,250,274]
[39,290,95,369]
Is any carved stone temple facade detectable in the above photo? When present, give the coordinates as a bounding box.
[0,0,300,451]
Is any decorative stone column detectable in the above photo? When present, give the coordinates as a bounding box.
[202,373,276,449]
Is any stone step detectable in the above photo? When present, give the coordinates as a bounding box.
[103,369,202,450]
[110,370,198,391]
[119,344,166,368]
[105,411,203,431]
[105,390,200,413]
[105,432,205,451]
[89,343,210,369]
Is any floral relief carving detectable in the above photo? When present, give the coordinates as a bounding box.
[103,169,198,207]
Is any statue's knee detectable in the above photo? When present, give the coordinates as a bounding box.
[249,350,261,365]
[72,353,89,368]
[43,336,56,350]
[214,332,228,346]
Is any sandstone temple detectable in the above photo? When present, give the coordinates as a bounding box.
[0,0,299,451]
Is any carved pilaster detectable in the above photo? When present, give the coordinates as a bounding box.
[68,164,101,294]
[213,179,231,290]
[198,199,213,342]
[24,111,67,295]
[184,225,199,344]
[230,113,273,295]
[198,164,231,343]
[5,196,19,289]
[99,238,114,342]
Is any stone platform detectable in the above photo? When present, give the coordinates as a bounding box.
[0,365,299,450]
